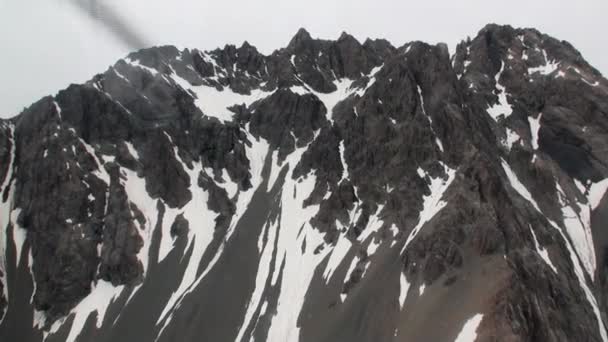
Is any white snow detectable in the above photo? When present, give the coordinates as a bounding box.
[588,179,608,210]
[53,101,62,120]
[158,133,270,333]
[548,215,608,342]
[501,161,607,341]
[528,50,560,76]
[237,133,320,340]
[0,127,15,308]
[192,84,270,123]
[265,172,329,342]
[417,86,444,152]
[235,217,280,342]
[165,68,272,123]
[55,280,125,342]
[528,113,542,150]
[353,64,384,96]
[399,272,410,310]
[313,78,356,124]
[267,151,282,192]
[574,179,587,194]
[366,238,381,256]
[124,57,159,76]
[503,128,521,151]
[487,62,513,121]
[529,224,557,273]
[125,142,140,160]
[339,140,349,181]
[418,283,426,296]
[344,257,359,284]
[289,85,311,96]
[402,164,457,253]
[323,230,353,282]
[357,205,385,244]
[154,158,222,324]
[556,183,596,278]
[10,209,26,266]
[454,314,483,342]
[78,138,110,185]
[582,78,601,87]
[501,159,541,212]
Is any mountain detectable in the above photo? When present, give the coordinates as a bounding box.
[1,23,608,342]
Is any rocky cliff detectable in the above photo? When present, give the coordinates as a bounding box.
[1,23,608,342]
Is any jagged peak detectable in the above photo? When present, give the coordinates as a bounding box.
[337,31,359,43]
[287,27,314,48]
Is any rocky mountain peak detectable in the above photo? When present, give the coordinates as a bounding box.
[1,24,608,342]
[287,27,314,48]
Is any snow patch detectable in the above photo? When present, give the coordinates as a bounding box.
[58,280,125,342]
[487,62,513,121]
[501,159,541,211]
[314,79,356,124]
[529,224,557,273]
[339,140,349,181]
[528,113,542,150]
[168,71,272,123]
[556,183,596,278]
[402,164,457,253]
[265,173,329,342]
[501,161,607,341]
[418,283,426,296]
[588,179,608,210]
[454,314,484,342]
[323,232,352,282]
[528,50,560,76]
[399,272,410,310]
[504,127,521,150]
[417,86,444,152]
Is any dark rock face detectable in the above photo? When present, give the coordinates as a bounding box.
[1,24,608,342]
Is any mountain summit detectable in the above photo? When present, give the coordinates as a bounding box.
[1,24,608,342]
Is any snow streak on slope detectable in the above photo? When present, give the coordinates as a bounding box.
[487,62,513,121]
[501,160,541,211]
[528,50,560,76]
[503,128,521,151]
[550,217,608,342]
[501,160,608,342]
[399,272,410,310]
[292,66,382,125]
[454,314,483,342]
[265,167,329,342]
[528,224,557,273]
[555,183,596,278]
[417,85,444,152]
[528,113,542,150]
[167,69,271,123]
[401,164,456,253]
[158,133,270,331]
[323,233,353,283]
[236,137,316,341]
[588,179,608,210]
[307,79,354,124]
[55,281,125,342]
[0,125,15,315]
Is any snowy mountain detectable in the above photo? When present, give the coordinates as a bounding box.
[1,23,608,342]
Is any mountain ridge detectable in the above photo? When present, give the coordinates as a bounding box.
[1,23,608,342]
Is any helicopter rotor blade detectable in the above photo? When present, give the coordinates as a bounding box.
[67,0,149,50]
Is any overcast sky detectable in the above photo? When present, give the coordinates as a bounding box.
[0,0,606,118]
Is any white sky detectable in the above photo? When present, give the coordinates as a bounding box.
[0,0,606,118]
